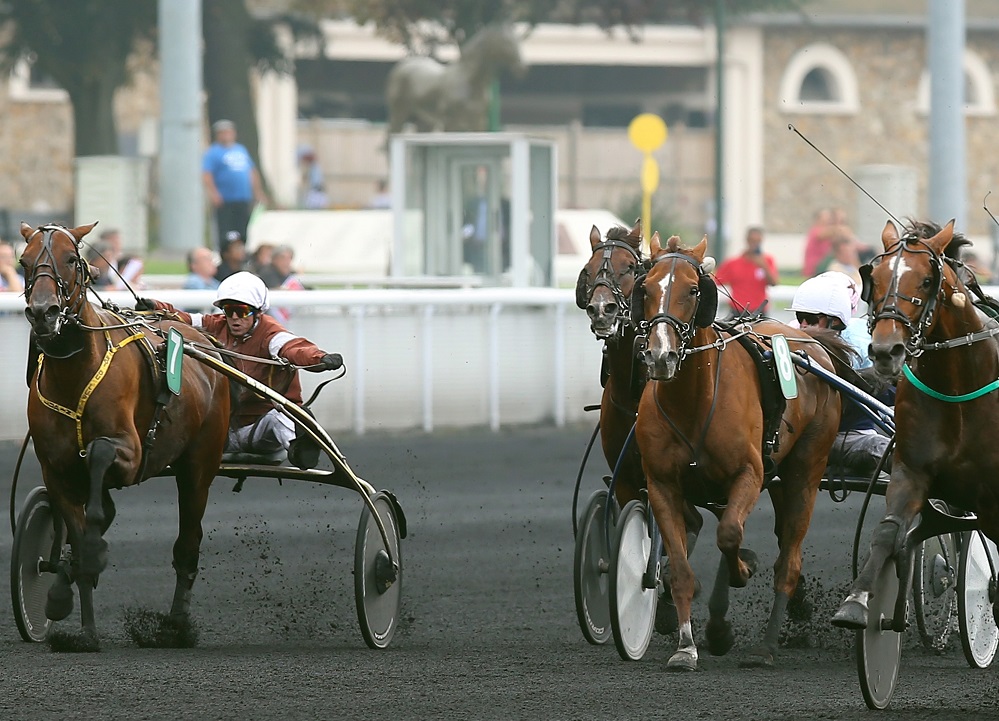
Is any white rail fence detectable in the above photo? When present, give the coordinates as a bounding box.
[4,282,953,442]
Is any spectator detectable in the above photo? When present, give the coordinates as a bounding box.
[0,241,23,292]
[791,272,894,475]
[817,235,863,284]
[85,241,116,288]
[183,247,220,290]
[802,208,836,278]
[961,249,993,284]
[112,254,145,291]
[367,179,391,209]
[99,228,123,272]
[215,235,248,283]
[249,243,275,276]
[713,226,779,317]
[259,244,305,323]
[202,119,268,252]
[298,147,328,209]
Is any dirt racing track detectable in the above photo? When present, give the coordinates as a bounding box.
[1,425,997,721]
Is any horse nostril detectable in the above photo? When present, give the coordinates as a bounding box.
[890,343,906,360]
[585,303,597,318]
[605,302,617,316]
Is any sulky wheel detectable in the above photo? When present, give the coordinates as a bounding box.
[957,530,999,669]
[354,491,403,650]
[609,499,657,661]
[10,487,65,643]
[857,558,902,710]
[912,532,958,652]
[573,489,614,645]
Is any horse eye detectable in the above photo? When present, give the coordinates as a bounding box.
[689,285,699,296]
[921,276,933,289]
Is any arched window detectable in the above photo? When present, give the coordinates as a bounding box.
[778,43,859,115]
[916,48,995,117]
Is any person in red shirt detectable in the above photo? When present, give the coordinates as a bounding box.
[138,272,341,469]
[713,226,779,317]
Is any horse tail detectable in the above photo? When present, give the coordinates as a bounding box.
[800,326,860,378]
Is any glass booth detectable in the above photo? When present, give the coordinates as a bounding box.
[389,133,557,287]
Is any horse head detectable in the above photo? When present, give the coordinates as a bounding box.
[863,219,968,378]
[465,23,526,81]
[20,221,97,339]
[575,218,644,339]
[635,233,717,381]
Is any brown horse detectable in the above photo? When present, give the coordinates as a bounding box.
[833,220,999,629]
[634,233,849,670]
[20,222,230,649]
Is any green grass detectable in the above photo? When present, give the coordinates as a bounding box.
[142,258,186,275]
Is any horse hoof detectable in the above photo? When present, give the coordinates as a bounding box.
[655,596,679,635]
[705,618,735,656]
[831,596,869,630]
[45,580,75,622]
[666,649,698,672]
[738,548,759,577]
[740,646,776,668]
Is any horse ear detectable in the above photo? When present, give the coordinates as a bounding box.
[691,235,708,263]
[649,231,662,256]
[589,225,601,250]
[881,220,899,250]
[20,222,34,240]
[628,217,642,241]
[69,222,99,243]
[926,219,955,255]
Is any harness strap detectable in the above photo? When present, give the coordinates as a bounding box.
[902,364,999,403]
[35,329,145,452]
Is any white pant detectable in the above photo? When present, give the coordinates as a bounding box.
[226,409,295,454]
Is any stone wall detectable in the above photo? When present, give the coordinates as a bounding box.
[763,27,999,242]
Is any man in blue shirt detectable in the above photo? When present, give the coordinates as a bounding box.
[202,119,267,252]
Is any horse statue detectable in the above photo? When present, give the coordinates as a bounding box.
[385,23,525,144]
[633,233,854,670]
[833,220,999,634]
[19,221,231,650]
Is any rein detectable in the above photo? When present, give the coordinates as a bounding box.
[902,364,999,403]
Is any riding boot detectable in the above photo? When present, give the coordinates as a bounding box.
[288,408,321,470]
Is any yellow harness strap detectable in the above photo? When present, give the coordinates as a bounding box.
[35,329,145,453]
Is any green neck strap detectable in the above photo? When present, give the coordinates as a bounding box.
[903,364,999,403]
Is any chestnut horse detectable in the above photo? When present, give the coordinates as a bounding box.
[833,220,999,629]
[574,222,704,545]
[20,222,230,649]
[634,233,849,670]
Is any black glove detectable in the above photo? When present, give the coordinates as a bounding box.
[135,297,157,312]
[320,353,343,371]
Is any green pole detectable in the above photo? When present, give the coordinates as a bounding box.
[714,0,726,261]
[489,79,501,131]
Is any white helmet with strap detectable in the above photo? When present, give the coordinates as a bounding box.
[790,271,855,327]
[214,271,270,313]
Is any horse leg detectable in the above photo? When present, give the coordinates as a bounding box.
[656,501,704,635]
[716,466,762,589]
[832,469,926,629]
[768,484,811,621]
[169,468,213,621]
[45,498,80,622]
[705,554,735,655]
[647,479,698,671]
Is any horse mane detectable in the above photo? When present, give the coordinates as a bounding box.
[902,218,970,260]
[800,326,861,379]
[605,225,642,251]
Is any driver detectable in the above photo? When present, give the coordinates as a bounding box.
[137,271,341,469]
[791,271,895,476]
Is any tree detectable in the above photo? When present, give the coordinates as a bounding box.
[0,0,156,156]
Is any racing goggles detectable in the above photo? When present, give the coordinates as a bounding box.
[220,302,256,319]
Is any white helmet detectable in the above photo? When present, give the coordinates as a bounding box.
[214,271,270,313]
[791,272,855,327]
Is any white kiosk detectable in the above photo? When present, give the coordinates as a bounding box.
[389,132,557,287]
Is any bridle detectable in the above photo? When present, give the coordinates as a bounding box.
[579,238,646,333]
[639,252,710,351]
[23,224,93,336]
[862,236,943,358]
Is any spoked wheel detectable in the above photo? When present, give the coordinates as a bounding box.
[354,491,403,650]
[573,489,614,645]
[857,558,902,710]
[957,530,999,669]
[10,487,65,643]
[609,499,657,661]
[912,532,959,652]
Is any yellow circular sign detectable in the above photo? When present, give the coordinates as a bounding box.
[628,114,668,153]
[641,156,659,194]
